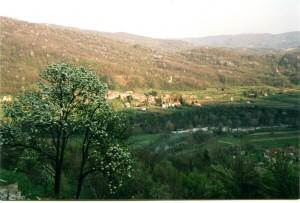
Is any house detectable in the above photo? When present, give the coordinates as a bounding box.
[162,101,181,108]
[125,91,134,94]
[170,101,181,107]
[131,93,139,100]
[194,103,202,107]
[162,94,171,101]
[124,102,131,108]
[2,95,12,102]
[107,91,120,100]
[137,95,147,103]
[148,96,156,104]
[162,103,169,108]
[119,93,127,100]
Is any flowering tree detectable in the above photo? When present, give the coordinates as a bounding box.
[0,62,133,199]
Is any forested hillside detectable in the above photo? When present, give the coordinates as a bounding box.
[1,17,299,93]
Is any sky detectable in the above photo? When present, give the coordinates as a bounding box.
[0,0,299,38]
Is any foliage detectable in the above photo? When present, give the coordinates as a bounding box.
[262,153,299,198]
[123,104,300,135]
[0,62,133,199]
[149,183,172,199]
[1,65,299,199]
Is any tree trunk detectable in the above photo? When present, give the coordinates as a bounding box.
[54,163,62,199]
[76,143,88,199]
[54,146,65,199]
[76,174,84,199]
[44,180,48,193]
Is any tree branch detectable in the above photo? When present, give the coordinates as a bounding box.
[8,142,55,161]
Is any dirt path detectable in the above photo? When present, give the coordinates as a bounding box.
[250,136,299,142]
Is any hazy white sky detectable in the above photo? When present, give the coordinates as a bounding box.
[0,0,299,38]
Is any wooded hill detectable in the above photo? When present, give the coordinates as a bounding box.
[184,32,300,49]
[1,16,299,93]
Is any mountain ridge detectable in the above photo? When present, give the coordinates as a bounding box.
[183,32,300,49]
[2,16,299,50]
[0,16,299,93]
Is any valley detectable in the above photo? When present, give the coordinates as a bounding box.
[0,16,299,200]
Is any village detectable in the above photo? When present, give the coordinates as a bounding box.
[1,92,184,109]
[1,89,266,109]
[107,90,183,109]
[106,89,268,109]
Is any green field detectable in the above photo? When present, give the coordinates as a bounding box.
[260,93,300,105]
[129,133,162,148]
[250,137,299,148]
[252,93,299,109]
[203,129,299,150]
[130,128,300,157]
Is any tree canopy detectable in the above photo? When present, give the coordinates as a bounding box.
[0,62,133,199]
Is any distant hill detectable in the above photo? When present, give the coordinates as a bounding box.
[98,32,195,51]
[43,25,195,51]
[184,32,300,49]
[0,16,299,93]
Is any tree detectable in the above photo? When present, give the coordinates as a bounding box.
[155,97,162,106]
[165,120,175,132]
[203,149,210,163]
[144,93,149,107]
[149,183,171,199]
[208,157,266,199]
[262,152,299,198]
[126,95,133,104]
[149,90,158,96]
[179,95,185,105]
[182,172,208,199]
[152,161,183,199]
[249,118,258,131]
[0,62,133,199]
[75,113,133,199]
